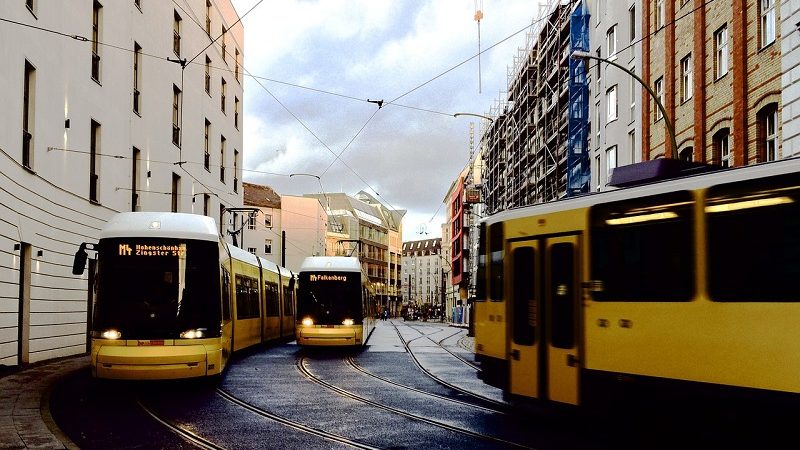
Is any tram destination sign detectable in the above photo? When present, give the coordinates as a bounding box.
[118,243,186,257]
[309,274,348,282]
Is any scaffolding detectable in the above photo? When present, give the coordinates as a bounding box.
[481,0,577,215]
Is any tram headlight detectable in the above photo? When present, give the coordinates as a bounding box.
[100,329,122,340]
[301,317,314,326]
[179,328,206,339]
[342,319,354,326]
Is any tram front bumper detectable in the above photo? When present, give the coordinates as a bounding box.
[93,342,215,379]
[296,326,358,346]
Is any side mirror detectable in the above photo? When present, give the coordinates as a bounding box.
[72,243,96,275]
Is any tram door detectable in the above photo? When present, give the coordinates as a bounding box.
[508,235,580,405]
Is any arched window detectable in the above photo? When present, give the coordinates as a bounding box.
[679,147,693,162]
[758,103,779,162]
[713,128,732,167]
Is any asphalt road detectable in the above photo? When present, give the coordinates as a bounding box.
[48,321,794,450]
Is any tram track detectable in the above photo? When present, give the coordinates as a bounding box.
[344,356,504,414]
[390,322,508,409]
[297,356,532,449]
[215,388,382,450]
[137,400,225,450]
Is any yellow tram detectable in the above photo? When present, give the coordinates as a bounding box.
[295,256,376,346]
[473,158,800,407]
[72,212,296,380]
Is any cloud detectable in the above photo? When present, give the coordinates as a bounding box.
[232,0,546,240]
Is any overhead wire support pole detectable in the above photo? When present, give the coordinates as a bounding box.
[571,50,678,160]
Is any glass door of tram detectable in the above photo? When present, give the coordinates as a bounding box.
[508,235,580,405]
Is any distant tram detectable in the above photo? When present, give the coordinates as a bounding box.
[473,158,800,409]
[295,256,376,346]
[72,212,296,380]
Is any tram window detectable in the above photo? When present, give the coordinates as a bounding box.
[221,267,231,321]
[550,243,575,349]
[489,223,504,301]
[706,173,800,302]
[512,247,536,345]
[265,281,280,316]
[590,191,695,301]
[475,223,487,301]
[283,284,294,316]
[235,275,259,319]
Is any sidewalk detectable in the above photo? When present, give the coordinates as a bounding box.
[0,355,88,449]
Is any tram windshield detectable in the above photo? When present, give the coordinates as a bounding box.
[298,272,363,325]
[93,238,221,339]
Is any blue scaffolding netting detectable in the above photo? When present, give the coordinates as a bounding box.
[567,0,591,196]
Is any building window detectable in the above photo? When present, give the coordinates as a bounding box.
[235,49,240,82]
[680,54,692,103]
[233,149,239,193]
[595,155,601,191]
[629,5,635,41]
[221,78,227,113]
[714,25,729,79]
[234,97,240,129]
[221,26,226,62]
[606,25,617,59]
[655,0,664,30]
[134,0,141,11]
[629,71,636,120]
[247,247,257,255]
[654,77,664,121]
[132,147,141,211]
[92,1,102,82]
[606,146,617,182]
[219,204,226,234]
[205,0,212,36]
[760,0,776,47]
[264,214,272,228]
[172,85,181,147]
[204,119,211,171]
[133,42,142,114]
[607,85,618,121]
[594,101,601,146]
[595,47,601,88]
[713,128,732,167]
[203,193,211,216]
[22,60,35,169]
[26,0,35,15]
[205,56,211,95]
[90,120,100,203]
[220,135,226,183]
[171,172,180,212]
[628,129,636,163]
[760,105,779,162]
[173,10,181,57]
[265,239,272,254]
[679,147,693,162]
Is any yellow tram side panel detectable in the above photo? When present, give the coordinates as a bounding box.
[231,258,262,352]
[583,299,800,394]
[474,301,506,361]
[92,338,224,380]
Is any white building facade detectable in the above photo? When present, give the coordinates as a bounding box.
[0,0,244,366]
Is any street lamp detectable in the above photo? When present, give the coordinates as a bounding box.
[571,50,678,160]
[453,112,495,123]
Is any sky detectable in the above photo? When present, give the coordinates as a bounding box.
[230,0,550,241]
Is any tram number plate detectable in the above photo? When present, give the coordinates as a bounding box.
[138,340,165,346]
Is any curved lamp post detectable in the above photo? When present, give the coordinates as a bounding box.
[571,50,678,160]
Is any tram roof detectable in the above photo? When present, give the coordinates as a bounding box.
[100,212,220,241]
[300,256,361,273]
[483,158,800,226]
